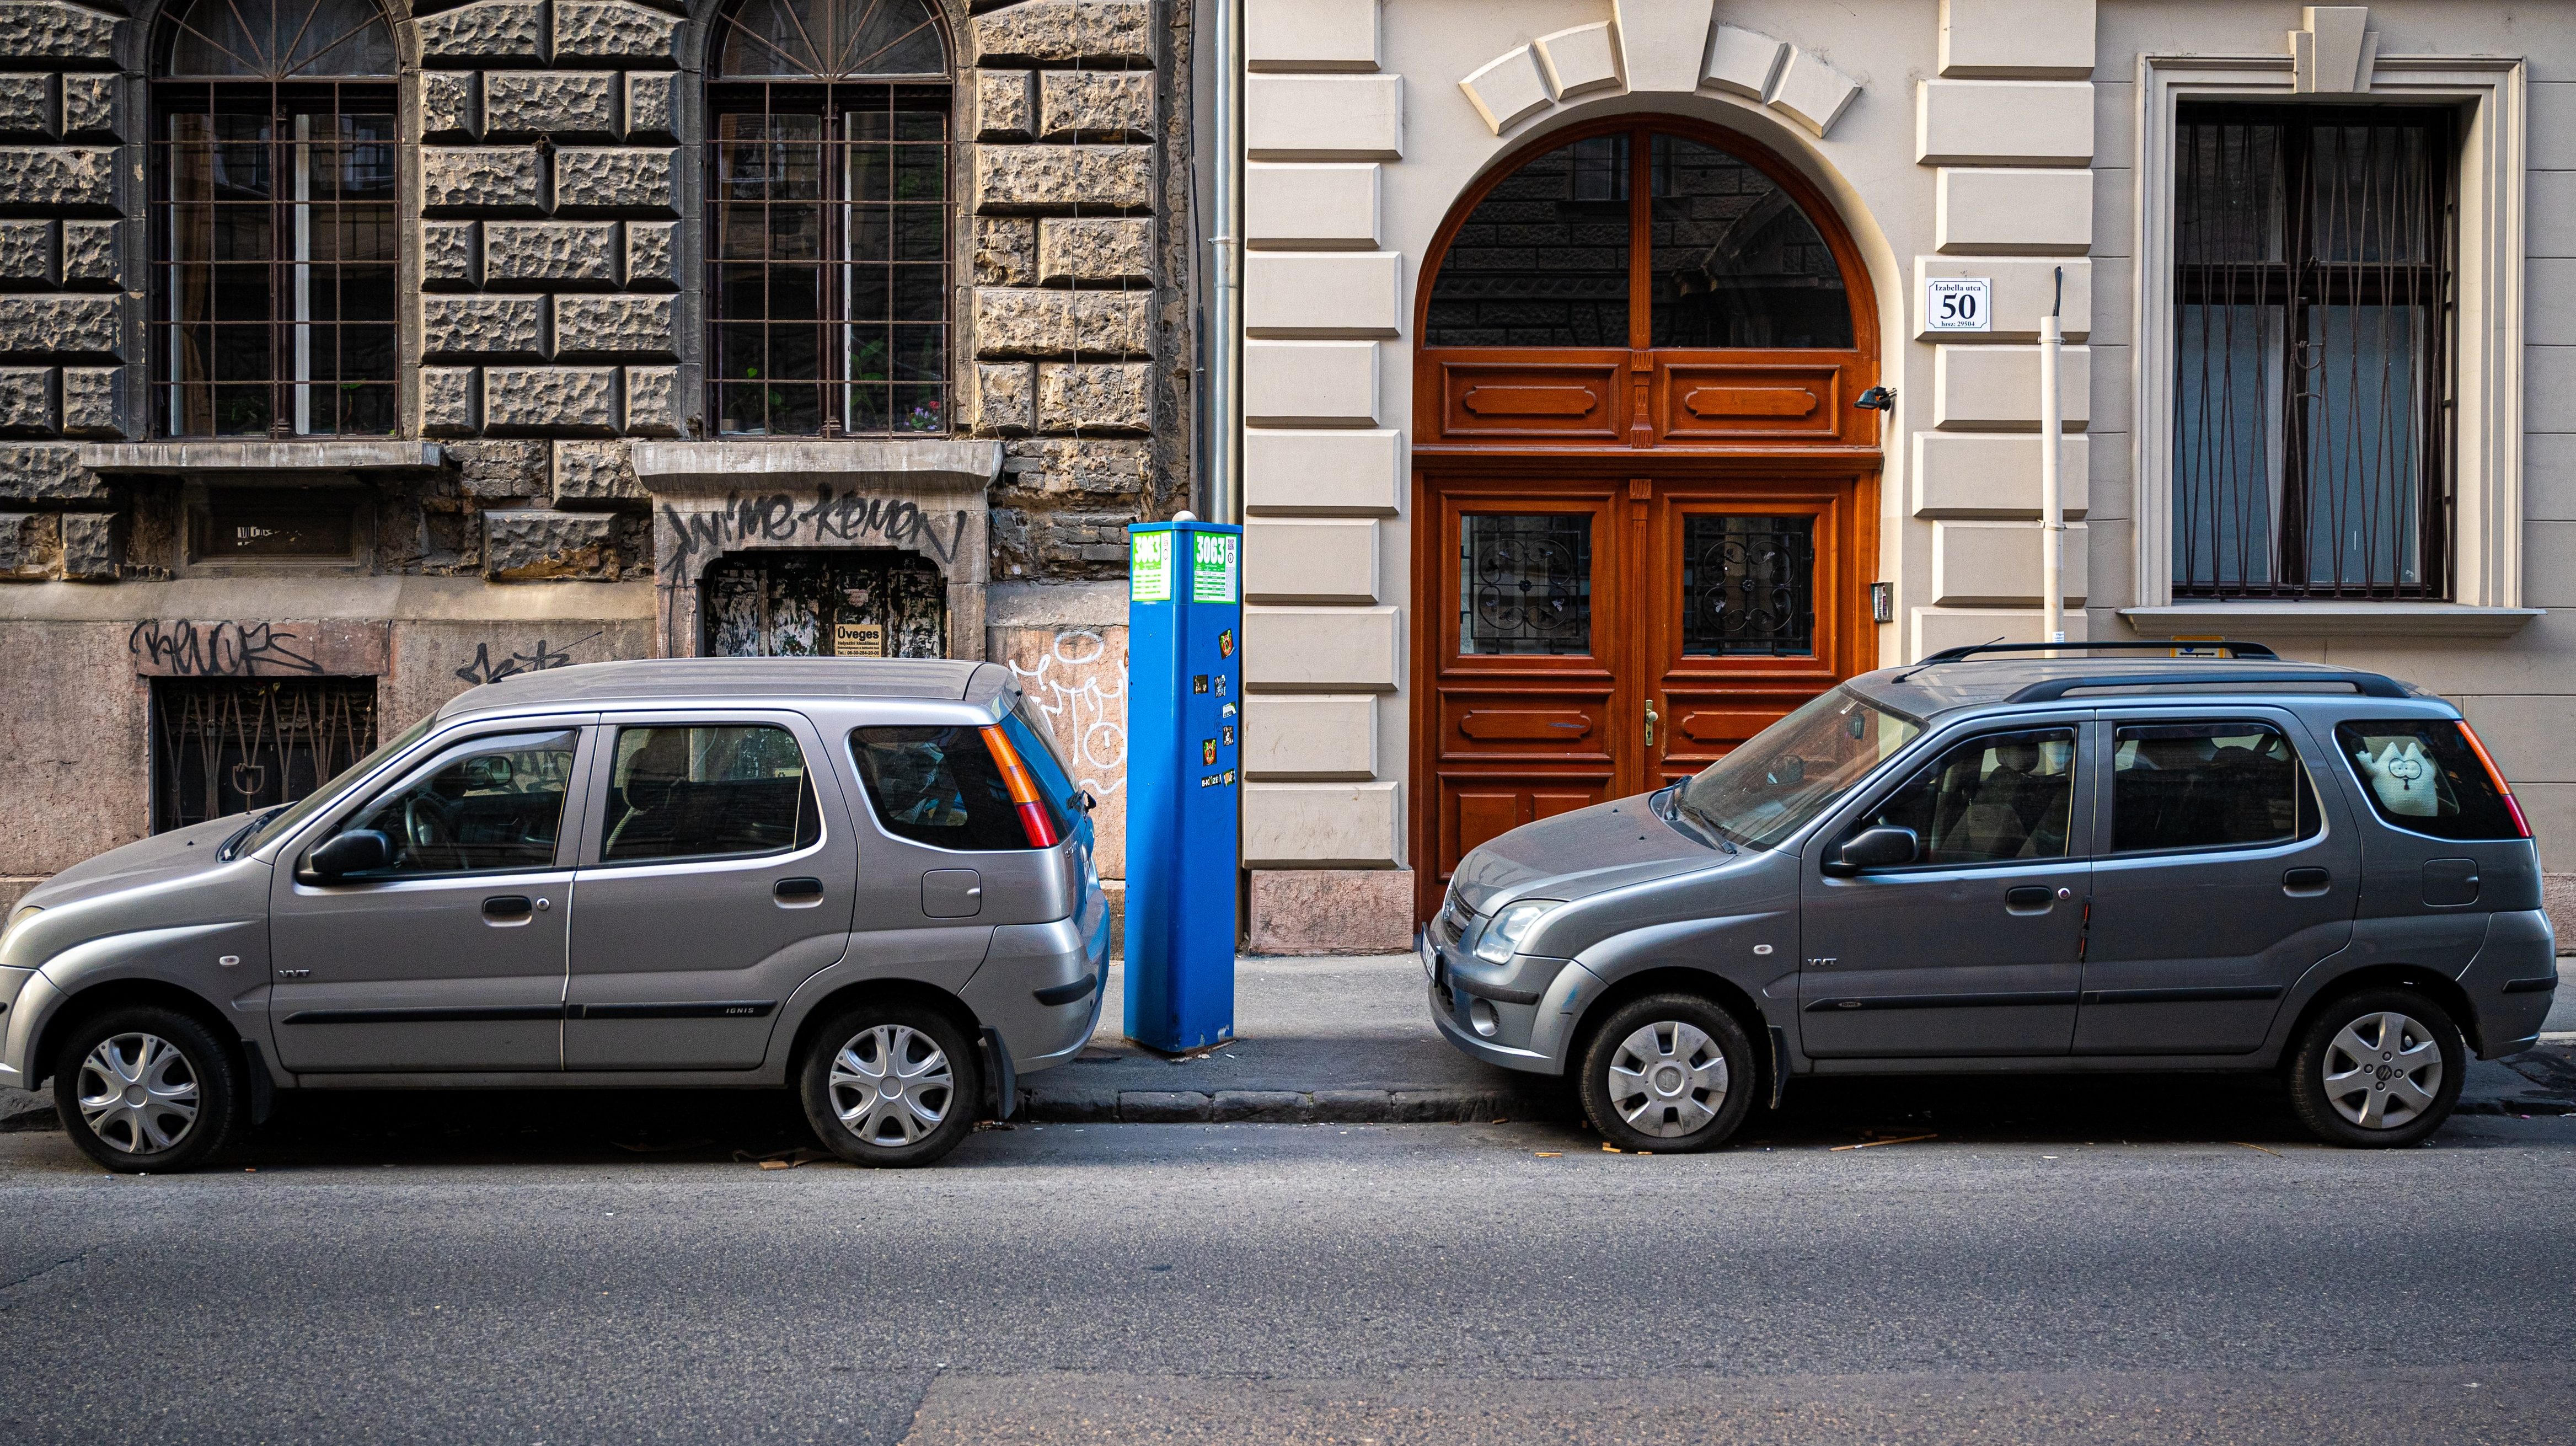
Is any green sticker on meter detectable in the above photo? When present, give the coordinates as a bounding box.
[1131,532,1172,602]
[1191,532,1238,604]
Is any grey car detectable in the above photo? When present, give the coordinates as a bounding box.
[0,659,1110,1172]
[1426,643,2559,1151]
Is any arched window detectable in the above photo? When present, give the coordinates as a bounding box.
[150,0,398,438]
[708,0,952,437]
[1426,124,1854,351]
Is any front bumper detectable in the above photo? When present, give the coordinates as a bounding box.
[1420,926,1563,1076]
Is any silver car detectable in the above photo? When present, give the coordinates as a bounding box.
[1427,644,2559,1152]
[0,660,1110,1171]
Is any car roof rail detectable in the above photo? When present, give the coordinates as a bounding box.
[1918,639,2278,665]
[2005,670,2411,704]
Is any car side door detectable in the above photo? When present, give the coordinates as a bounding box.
[2074,710,2360,1055]
[269,720,592,1073]
[561,712,858,1069]
[1798,717,2095,1058]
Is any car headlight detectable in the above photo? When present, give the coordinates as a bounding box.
[1473,899,1560,965]
[0,904,37,955]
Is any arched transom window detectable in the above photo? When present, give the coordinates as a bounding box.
[1426,123,1854,351]
[709,0,952,437]
[150,0,398,438]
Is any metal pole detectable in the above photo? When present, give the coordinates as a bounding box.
[1207,0,1245,524]
[2038,267,2065,652]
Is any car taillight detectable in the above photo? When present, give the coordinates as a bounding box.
[980,725,1063,848]
[2455,720,2531,839]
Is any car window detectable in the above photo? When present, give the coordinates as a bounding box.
[850,725,1068,850]
[241,712,436,857]
[2334,719,2523,840]
[2111,721,2320,854]
[324,729,578,877]
[1849,727,2077,865]
[602,725,818,863]
[1003,705,1082,815]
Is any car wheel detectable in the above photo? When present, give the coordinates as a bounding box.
[798,1004,981,1167]
[1576,993,1757,1153]
[52,1006,240,1174]
[2287,987,2466,1149]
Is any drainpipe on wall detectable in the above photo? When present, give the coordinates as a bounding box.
[1206,0,1245,524]
[2038,266,2065,653]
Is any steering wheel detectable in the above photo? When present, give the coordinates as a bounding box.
[403,794,464,871]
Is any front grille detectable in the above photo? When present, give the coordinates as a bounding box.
[1437,893,1474,947]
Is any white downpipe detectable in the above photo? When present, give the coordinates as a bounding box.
[1207,0,1245,524]
[2038,267,2065,652]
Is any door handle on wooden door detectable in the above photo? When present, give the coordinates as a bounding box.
[1644,699,1658,748]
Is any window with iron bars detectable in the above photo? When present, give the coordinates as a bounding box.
[2172,103,2457,599]
[707,0,952,437]
[149,677,378,834]
[148,0,399,439]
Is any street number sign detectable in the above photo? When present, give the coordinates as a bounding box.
[1925,277,1992,333]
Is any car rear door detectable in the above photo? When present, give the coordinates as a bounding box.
[2073,709,2359,1055]
[1798,715,2095,1058]
[561,711,857,1069]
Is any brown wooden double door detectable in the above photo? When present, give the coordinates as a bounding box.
[1414,466,1874,918]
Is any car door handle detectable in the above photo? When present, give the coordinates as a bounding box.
[773,876,826,906]
[2004,885,2056,912]
[2283,866,2331,896]
[483,895,534,924]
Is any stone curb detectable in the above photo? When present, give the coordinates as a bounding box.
[1019,1086,1573,1126]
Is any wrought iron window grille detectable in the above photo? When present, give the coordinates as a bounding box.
[149,677,378,834]
[2172,103,2459,600]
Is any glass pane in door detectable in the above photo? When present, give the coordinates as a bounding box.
[1680,514,1814,656]
[1459,513,1592,655]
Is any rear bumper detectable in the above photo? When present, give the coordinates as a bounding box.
[975,885,1112,1077]
[2460,909,2557,1056]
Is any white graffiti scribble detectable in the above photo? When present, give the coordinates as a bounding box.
[1007,629,1127,800]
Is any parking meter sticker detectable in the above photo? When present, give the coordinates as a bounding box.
[1218,629,1234,658]
[1223,769,1235,784]
[1203,738,1217,764]
[1222,726,1234,746]
[1214,676,1227,696]
[1131,533,1172,602]
[1191,533,1239,604]
[1193,674,1209,693]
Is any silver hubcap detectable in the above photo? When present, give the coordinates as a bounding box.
[2321,1010,2444,1130]
[828,1025,954,1147]
[1606,1021,1728,1139]
[76,1032,200,1154]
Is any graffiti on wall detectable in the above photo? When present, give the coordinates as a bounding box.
[452,630,606,687]
[128,620,322,677]
[1000,627,1129,877]
[658,488,971,577]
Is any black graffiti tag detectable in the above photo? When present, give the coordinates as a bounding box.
[658,486,964,576]
[128,619,322,677]
[453,630,604,687]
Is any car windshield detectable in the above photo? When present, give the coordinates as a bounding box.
[1677,687,1923,850]
[233,713,436,858]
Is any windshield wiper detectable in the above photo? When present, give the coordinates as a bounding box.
[1654,786,1737,854]
[219,804,291,861]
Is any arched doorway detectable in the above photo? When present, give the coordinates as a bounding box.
[1411,116,1881,919]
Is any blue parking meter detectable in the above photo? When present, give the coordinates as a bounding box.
[1124,520,1241,1052]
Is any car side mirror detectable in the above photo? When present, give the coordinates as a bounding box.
[1077,790,1099,814]
[307,828,392,881]
[1822,824,1918,877]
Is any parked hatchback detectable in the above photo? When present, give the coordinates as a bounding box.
[1426,644,2558,1150]
[0,659,1110,1171]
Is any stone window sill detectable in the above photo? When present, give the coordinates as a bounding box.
[79,441,444,473]
[630,438,1002,489]
[2119,602,2545,639]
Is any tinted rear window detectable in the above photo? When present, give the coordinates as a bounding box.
[2336,720,2521,840]
[2111,721,2321,854]
[850,726,1034,850]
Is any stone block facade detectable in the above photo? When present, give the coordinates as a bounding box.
[0,0,1190,904]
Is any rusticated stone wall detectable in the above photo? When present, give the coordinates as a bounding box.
[0,0,1190,590]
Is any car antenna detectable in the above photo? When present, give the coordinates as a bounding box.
[1891,636,2004,684]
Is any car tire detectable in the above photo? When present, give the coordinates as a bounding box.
[52,1005,242,1174]
[2286,987,2466,1149]
[1576,993,1758,1153]
[799,1003,982,1167]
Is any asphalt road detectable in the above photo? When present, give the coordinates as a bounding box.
[2,1086,2572,1445]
